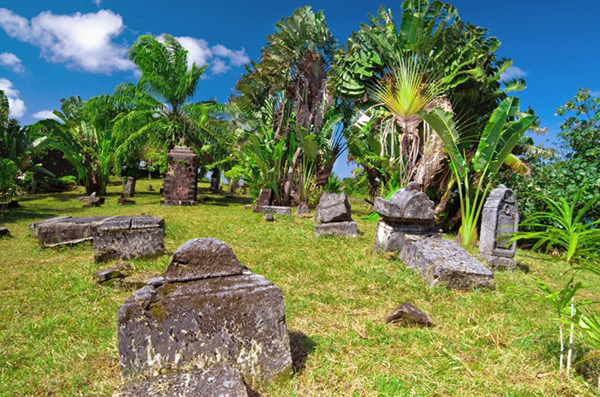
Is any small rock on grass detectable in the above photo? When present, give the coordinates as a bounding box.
[95,268,126,284]
[265,213,275,222]
[385,303,434,327]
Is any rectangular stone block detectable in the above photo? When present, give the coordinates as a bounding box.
[314,221,358,237]
[400,235,494,290]
[256,205,292,217]
[93,228,164,263]
[374,220,440,252]
[36,216,110,246]
[117,274,292,384]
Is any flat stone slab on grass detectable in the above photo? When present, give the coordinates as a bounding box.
[255,205,292,217]
[35,216,111,246]
[400,235,494,290]
[314,221,358,237]
[120,363,248,397]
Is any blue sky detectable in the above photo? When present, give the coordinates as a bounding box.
[1,1,599,178]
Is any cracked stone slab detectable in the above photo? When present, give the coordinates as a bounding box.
[400,235,494,290]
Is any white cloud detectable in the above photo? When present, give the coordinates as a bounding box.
[175,36,212,68]
[500,66,527,81]
[0,78,26,117]
[211,44,249,66]
[32,110,60,121]
[0,8,134,74]
[93,0,102,6]
[0,52,24,72]
[171,35,249,75]
[210,58,230,75]
[589,90,600,97]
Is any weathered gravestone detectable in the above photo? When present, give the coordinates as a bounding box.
[120,363,248,397]
[93,216,164,263]
[161,146,198,206]
[30,216,165,263]
[374,182,441,252]
[117,238,293,385]
[253,188,273,212]
[123,177,136,197]
[479,184,519,270]
[400,235,494,290]
[314,193,358,237]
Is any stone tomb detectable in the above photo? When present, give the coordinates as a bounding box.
[400,235,494,290]
[479,184,519,270]
[314,192,358,237]
[117,238,293,385]
[374,182,441,252]
[30,216,164,263]
[93,216,164,263]
[123,177,136,197]
[161,146,198,206]
[253,188,273,212]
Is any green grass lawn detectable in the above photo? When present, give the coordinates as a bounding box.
[0,179,599,396]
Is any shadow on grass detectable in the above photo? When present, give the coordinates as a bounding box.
[517,263,530,273]
[199,195,253,206]
[289,330,317,374]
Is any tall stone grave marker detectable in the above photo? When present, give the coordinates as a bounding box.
[161,146,198,206]
[479,184,519,270]
[117,238,293,385]
[123,177,136,197]
[373,182,441,252]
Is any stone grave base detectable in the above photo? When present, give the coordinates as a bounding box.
[480,254,517,271]
[255,205,292,217]
[400,235,494,290]
[314,221,358,237]
[120,363,248,397]
[160,200,198,206]
[374,220,441,252]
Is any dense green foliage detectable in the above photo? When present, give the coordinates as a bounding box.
[498,89,600,224]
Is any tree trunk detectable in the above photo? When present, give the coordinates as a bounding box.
[210,168,220,193]
[283,147,302,205]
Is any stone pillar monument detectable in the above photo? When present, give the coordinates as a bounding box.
[161,146,198,206]
[479,184,519,270]
[123,177,136,197]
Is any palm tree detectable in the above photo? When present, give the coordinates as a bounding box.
[0,90,52,178]
[233,6,339,204]
[333,0,526,195]
[105,34,226,168]
[48,96,114,195]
